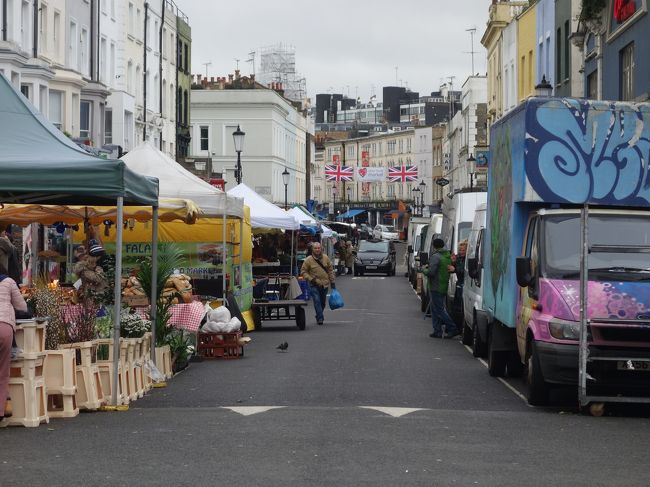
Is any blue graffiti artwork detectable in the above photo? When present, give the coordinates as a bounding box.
[525,98,650,205]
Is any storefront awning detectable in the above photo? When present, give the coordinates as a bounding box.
[336,209,366,220]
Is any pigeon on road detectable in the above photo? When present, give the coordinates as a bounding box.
[276,342,288,352]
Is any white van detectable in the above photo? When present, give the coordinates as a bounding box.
[461,203,487,356]
[417,213,443,313]
[441,192,487,323]
[406,217,429,285]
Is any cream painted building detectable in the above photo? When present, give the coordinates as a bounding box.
[190,81,309,206]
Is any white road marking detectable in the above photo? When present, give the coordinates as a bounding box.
[222,406,286,416]
[463,345,531,406]
[351,277,386,280]
[359,406,428,417]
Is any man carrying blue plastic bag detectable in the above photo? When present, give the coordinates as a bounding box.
[301,242,336,325]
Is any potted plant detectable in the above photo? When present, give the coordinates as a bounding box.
[167,330,193,374]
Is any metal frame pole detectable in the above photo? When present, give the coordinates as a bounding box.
[239,217,244,287]
[222,195,228,305]
[150,206,159,363]
[579,203,589,406]
[111,197,124,406]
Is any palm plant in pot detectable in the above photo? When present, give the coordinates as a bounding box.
[136,244,183,374]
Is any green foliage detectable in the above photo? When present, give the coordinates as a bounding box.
[31,275,66,349]
[167,329,193,368]
[580,0,607,22]
[136,243,183,347]
[119,308,151,338]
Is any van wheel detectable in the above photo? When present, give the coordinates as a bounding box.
[462,320,472,346]
[472,316,487,358]
[487,327,507,377]
[507,352,524,377]
[526,340,550,406]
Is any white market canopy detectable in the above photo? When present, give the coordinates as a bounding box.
[287,206,334,237]
[227,183,299,230]
[121,142,244,219]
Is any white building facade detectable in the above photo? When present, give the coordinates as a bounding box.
[0,0,185,157]
[190,87,309,206]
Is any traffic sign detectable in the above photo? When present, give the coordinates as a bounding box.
[436,178,450,187]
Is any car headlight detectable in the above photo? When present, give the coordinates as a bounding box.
[548,318,581,340]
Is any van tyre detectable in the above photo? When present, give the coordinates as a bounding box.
[507,352,524,377]
[526,340,550,406]
[487,327,507,377]
[462,320,473,346]
[472,315,487,358]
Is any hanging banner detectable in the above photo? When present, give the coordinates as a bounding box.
[332,154,341,165]
[388,165,418,182]
[355,166,386,182]
[325,164,354,181]
[361,151,371,194]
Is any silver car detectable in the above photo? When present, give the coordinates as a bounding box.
[373,224,399,241]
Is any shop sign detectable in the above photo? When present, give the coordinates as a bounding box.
[355,166,386,182]
[436,178,450,187]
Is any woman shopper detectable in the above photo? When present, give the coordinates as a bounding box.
[0,262,28,419]
[300,242,336,325]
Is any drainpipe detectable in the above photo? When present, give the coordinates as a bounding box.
[174,8,179,160]
[90,0,95,79]
[159,0,164,151]
[143,2,148,141]
[33,0,38,58]
[96,0,101,81]
[2,0,7,41]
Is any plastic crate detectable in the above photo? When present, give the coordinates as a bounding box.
[197,332,243,359]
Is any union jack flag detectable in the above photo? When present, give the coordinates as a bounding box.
[325,164,354,182]
[388,165,418,182]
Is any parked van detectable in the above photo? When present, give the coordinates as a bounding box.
[461,203,487,355]
[406,217,429,285]
[417,213,443,313]
[441,191,487,324]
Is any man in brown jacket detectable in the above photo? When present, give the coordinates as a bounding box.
[301,242,335,325]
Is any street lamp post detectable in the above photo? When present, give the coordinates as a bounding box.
[232,125,245,184]
[467,154,476,191]
[412,187,420,216]
[332,186,337,218]
[418,180,426,216]
[282,167,290,210]
[346,186,352,216]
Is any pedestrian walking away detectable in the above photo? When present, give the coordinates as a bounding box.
[300,242,336,325]
[345,241,355,275]
[422,238,459,339]
[0,263,29,420]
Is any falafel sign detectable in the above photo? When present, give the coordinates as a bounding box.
[105,241,233,279]
[355,166,386,182]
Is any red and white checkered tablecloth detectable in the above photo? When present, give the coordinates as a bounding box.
[62,301,206,333]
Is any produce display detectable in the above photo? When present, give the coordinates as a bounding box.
[161,274,193,304]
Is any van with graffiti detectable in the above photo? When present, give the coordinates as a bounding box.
[474,97,650,405]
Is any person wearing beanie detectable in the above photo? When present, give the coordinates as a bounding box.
[422,238,460,339]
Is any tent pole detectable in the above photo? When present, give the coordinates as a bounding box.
[150,206,159,363]
[290,230,294,276]
[31,223,39,284]
[222,196,227,306]
[111,197,124,406]
[239,217,244,287]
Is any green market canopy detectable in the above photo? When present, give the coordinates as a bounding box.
[0,74,158,206]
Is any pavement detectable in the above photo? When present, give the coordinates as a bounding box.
[3,243,650,486]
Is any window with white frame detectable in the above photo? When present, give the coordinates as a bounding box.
[80,28,88,75]
[110,42,116,82]
[621,42,634,101]
[127,60,133,94]
[128,3,134,36]
[68,20,77,70]
[100,37,107,82]
[104,109,112,144]
[21,1,31,50]
[200,126,209,151]
[49,91,63,130]
[39,3,48,53]
[80,101,91,139]
[53,11,61,58]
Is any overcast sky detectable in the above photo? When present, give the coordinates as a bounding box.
[175,0,490,103]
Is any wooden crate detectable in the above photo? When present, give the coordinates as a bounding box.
[197,332,243,360]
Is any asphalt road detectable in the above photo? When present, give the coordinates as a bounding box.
[3,243,650,486]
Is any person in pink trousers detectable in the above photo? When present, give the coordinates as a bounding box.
[0,263,27,419]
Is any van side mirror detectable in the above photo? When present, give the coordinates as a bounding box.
[407,245,413,253]
[516,257,533,287]
[419,252,429,266]
[467,257,479,279]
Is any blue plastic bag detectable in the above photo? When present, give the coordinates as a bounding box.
[328,288,344,310]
